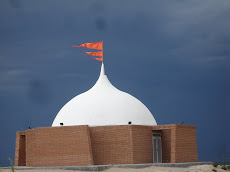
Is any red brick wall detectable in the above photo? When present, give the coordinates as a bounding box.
[90,125,156,165]
[89,125,133,165]
[131,125,153,164]
[170,125,177,162]
[173,125,198,162]
[161,129,171,163]
[14,131,26,166]
[15,124,198,166]
[25,129,36,166]
[25,125,93,166]
[152,124,198,163]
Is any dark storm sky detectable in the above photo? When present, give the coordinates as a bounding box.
[0,0,230,166]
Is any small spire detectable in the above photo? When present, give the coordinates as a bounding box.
[100,62,105,75]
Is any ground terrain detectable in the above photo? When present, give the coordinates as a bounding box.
[1,164,230,172]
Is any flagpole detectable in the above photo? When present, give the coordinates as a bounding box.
[102,40,104,64]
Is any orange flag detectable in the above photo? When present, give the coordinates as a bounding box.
[93,57,103,61]
[73,41,104,61]
[84,51,103,56]
[72,41,103,50]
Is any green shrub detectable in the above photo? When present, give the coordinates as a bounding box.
[222,166,227,170]
[212,169,217,172]
[221,156,227,170]
[8,157,14,172]
[226,166,230,171]
[212,162,218,167]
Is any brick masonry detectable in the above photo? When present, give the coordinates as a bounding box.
[90,125,133,165]
[14,124,198,166]
[131,125,153,164]
[173,125,198,162]
[14,131,26,166]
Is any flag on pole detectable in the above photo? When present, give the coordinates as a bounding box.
[72,41,103,50]
[73,41,103,61]
[84,51,103,56]
[93,57,103,61]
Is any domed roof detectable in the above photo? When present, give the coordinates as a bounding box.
[52,63,157,127]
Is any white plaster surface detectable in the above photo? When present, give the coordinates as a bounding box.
[52,63,157,127]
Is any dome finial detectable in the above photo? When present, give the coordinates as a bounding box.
[100,62,105,75]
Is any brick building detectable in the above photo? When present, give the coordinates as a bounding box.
[15,63,198,166]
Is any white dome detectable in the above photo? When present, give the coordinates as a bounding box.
[52,63,157,127]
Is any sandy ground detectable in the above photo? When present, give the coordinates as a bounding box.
[1,165,229,172]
